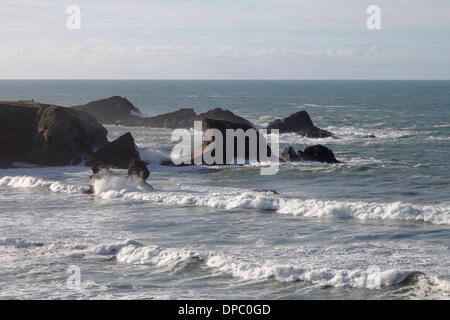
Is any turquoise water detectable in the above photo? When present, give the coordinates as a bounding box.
[0,80,449,299]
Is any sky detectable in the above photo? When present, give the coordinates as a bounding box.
[1,0,449,79]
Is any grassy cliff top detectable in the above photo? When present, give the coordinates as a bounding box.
[0,100,55,108]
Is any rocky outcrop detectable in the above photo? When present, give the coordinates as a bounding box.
[92,132,141,169]
[298,145,340,163]
[73,97,255,130]
[0,101,108,166]
[280,146,301,162]
[128,157,150,181]
[279,144,340,163]
[191,118,271,165]
[73,96,143,125]
[267,111,332,138]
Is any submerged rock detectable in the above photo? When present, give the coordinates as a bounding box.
[128,157,150,181]
[279,144,340,163]
[92,132,141,169]
[297,145,340,163]
[0,101,107,166]
[267,111,332,138]
[73,96,143,125]
[280,146,301,162]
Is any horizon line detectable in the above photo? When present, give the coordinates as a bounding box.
[1,79,450,81]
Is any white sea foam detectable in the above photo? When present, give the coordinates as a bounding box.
[89,174,449,225]
[426,136,450,141]
[94,239,142,255]
[2,173,448,225]
[0,175,84,194]
[90,171,153,196]
[327,125,415,140]
[95,240,448,296]
[0,238,44,248]
[433,124,450,128]
[264,125,418,146]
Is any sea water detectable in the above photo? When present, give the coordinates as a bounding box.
[0,80,449,299]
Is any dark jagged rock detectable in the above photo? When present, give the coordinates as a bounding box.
[191,118,271,165]
[363,135,376,139]
[297,145,340,163]
[128,157,150,181]
[73,96,143,125]
[0,101,107,166]
[280,146,301,162]
[141,108,197,129]
[267,111,332,138]
[92,132,140,169]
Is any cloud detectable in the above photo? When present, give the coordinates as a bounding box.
[1,39,428,79]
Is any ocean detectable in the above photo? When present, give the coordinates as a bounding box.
[0,80,449,299]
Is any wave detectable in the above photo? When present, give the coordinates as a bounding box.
[326,125,416,140]
[2,174,448,225]
[86,239,449,297]
[0,175,85,194]
[2,235,448,298]
[0,237,44,248]
[89,174,449,225]
[263,127,417,148]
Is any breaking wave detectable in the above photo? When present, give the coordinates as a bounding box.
[79,239,448,298]
[86,173,449,225]
[1,174,448,225]
[0,175,84,194]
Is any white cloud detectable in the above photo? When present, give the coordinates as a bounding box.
[0,39,427,79]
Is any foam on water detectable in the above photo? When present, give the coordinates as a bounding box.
[0,238,44,248]
[2,235,447,299]
[0,175,84,194]
[1,173,448,225]
[64,239,447,298]
[264,126,418,146]
[89,174,448,225]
